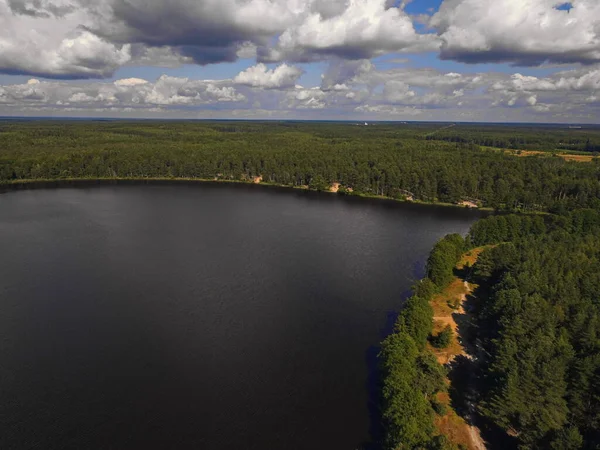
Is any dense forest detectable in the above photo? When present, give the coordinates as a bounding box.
[381,212,600,449]
[1,121,600,212]
[470,212,600,449]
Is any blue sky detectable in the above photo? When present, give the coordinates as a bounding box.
[405,0,444,15]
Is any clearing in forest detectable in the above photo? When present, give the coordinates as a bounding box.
[481,146,597,163]
[559,153,596,162]
[513,151,595,162]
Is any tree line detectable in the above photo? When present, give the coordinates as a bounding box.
[1,121,600,212]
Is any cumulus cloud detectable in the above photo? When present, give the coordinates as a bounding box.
[490,68,600,94]
[102,0,438,64]
[105,0,295,46]
[0,0,439,78]
[139,75,246,105]
[6,0,75,18]
[0,0,131,78]
[234,63,304,89]
[430,0,600,65]
[0,75,246,108]
[320,59,374,90]
[355,104,423,116]
[0,64,598,122]
[348,66,490,101]
[128,45,194,68]
[2,0,600,81]
[114,78,149,87]
[488,67,600,113]
[383,80,416,103]
[283,87,327,109]
[261,0,439,62]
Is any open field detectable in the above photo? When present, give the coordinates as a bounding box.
[513,150,597,162]
[480,146,598,162]
[559,153,596,162]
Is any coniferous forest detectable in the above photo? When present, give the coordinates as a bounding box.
[1,120,600,212]
[382,212,600,449]
[3,120,600,449]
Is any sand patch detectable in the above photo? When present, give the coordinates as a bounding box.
[560,154,595,162]
[509,149,594,163]
[459,201,478,209]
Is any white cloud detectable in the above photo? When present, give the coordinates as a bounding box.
[114,78,149,87]
[383,80,416,103]
[0,75,246,108]
[491,68,600,94]
[0,0,439,78]
[355,104,423,116]
[321,59,374,90]
[0,0,299,77]
[284,87,327,109]
[0,64,598,122]
[236,42,258,59]
[0,1,131,78]
[128,45,194,68]
[68,92,98,103]
[487,66,600,115]
[234,63,304,89]
[140,75,247,105]
[262,0,439,62]
[1,0,600,82]
[431,0,600,65]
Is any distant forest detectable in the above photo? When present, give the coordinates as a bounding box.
[1,121,600,212]
[427,125,600,152]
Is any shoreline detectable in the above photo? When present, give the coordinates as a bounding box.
[0,177,495,212]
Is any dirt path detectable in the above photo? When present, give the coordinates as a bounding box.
[468,425,486,450]
[424,123,456,138]
[460,280,486,450]
[430,250,487,450]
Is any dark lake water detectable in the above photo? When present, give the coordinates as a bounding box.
[0,184,484,449]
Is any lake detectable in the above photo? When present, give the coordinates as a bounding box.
[0,183,484,449]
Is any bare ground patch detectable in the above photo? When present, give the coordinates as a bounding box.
[429,247,489,450]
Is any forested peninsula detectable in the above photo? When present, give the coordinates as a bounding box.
[3,120,600,449]
[382,211,600,450]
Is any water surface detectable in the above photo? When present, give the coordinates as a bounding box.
[0,184,483,449]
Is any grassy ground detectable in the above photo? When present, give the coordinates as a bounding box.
[480,146,597,163]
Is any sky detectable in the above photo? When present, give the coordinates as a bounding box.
[0,0,599,122]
